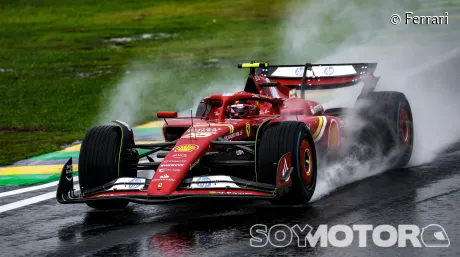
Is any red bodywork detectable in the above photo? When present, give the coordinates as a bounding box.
[152,91,339,197]
[57,62,379,204]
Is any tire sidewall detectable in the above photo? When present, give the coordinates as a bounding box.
[292,125,317,201]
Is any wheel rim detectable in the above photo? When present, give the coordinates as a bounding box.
[300,138,314,189]
[399,108,411,146]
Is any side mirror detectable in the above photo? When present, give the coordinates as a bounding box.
[157,111,177,119]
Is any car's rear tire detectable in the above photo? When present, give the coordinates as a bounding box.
[258,121,317,205]
[78,125,131,209]
[354,91,414,168]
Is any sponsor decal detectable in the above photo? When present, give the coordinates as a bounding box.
[190,159,200,170]
[188,127,221,132]
[107,177,147,190]
[295,67,305,76]
[160,164,184,167]
[191,124,234,133]
[153,174,174,182]
[222,93,234,96]
[172,153,187,158]
[310,104,323,114]
[324,66,334,75]
[181,132,216,138]
[173,144,199,152]
[196,176,211,187]
[246,123,251,137]
[224,130,243,140]
[128,178,145,189]
[214,111,219,116]
[162,160,187,163]
[152,178,174,182]
[271,65,356,77]
[157,168,180,172]
[191,175,240,189]
[236,150,244,156]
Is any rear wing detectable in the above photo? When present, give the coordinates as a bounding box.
[237,62,377,79]
[238,62,379,97]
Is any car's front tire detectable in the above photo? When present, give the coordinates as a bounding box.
[258,121,318,205]
[78,125,131,209]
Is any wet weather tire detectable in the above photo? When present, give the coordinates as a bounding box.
[78,125,129,209]
[258,121,317,205]
[355,91,414,168]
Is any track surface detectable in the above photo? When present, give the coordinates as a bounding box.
[0,142,459,256]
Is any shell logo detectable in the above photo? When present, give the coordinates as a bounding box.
[173,144,199,152]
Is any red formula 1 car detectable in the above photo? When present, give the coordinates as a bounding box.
[56,62,413,209]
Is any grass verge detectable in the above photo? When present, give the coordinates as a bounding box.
[0,0,422,166]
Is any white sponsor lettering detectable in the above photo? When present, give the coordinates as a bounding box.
[157,168,180,172]
[160,164,184,167]
[224,130,243,140]
[163,160,187,163]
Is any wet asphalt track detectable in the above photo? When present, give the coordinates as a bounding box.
[0,142,459,257]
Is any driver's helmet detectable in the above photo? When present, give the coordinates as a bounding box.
[228,100,260,118]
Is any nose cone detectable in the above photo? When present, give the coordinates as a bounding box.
[147,121,253,196]
[146,141,207,196]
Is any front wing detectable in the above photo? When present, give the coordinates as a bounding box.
[56,154,294,204]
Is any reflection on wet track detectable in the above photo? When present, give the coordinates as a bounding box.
[0,143,459,256]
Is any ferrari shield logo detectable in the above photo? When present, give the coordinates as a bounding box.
[246,123,251,137]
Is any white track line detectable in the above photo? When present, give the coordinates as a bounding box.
[0,191,57,213]
[0,176,79,198]
[0,183,80,214]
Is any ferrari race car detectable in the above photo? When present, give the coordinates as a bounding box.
[56,62,413,209]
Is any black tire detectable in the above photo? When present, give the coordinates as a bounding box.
[258,121,318,204]
[78,125,130,209]
[354,91,414,168]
